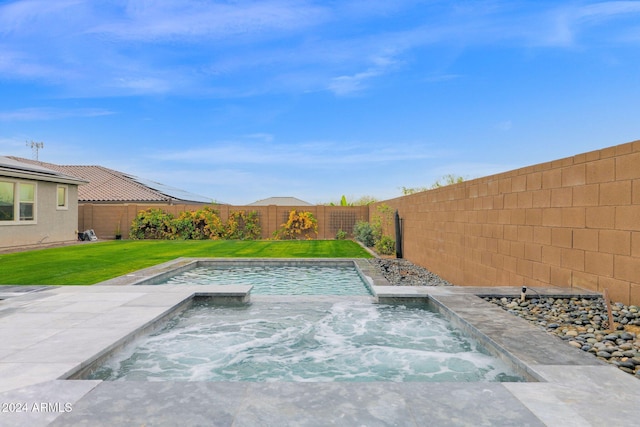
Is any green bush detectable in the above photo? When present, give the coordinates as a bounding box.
[225,210,261,240]
[354,204,396,255]
[173,212,197,240]
[181,207,226,240]
[375,235,395,255]
[353,221,375,247]
[335,229,347,240]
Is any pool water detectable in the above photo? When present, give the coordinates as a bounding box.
[88,300,524,383]
[157,264,372,295]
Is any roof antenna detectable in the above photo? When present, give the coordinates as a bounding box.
[26,140,44,160]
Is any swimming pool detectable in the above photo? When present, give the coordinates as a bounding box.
[87,299,525,383]
[151,261,373,296]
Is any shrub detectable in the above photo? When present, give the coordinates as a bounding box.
[129,208,174,240]
[353,221,375,247]
[354,204,395,255]
[335,229,347,240]
[371,203,393,242]
[375,235,395,255]
[130,207,235,240]
[170,208,225,240]
[173,211,197,240]
[225,210,261,240]
[273,210,318,240]
[198,207,226,239]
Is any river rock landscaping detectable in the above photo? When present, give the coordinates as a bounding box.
[484,295,640,378]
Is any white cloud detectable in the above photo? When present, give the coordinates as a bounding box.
[0,107,115,121]
[111,77,171,94]
[578,1,640,20]
[0,48,65,80]
[328,70,380,96]
[2,1,640,98]
[524,1,640,47]
[327,48,403,95]
[0,0,82,34]
[87,0,329,41]
[150,139,443,166]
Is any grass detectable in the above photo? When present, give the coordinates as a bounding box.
[0,240,372,286]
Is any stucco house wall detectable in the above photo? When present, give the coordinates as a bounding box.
[0,157,86,250]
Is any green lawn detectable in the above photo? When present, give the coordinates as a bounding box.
[0,240,372,286]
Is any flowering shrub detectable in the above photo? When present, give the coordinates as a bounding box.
[129,208,174,240]
[174,207,225,240]
[273,210,318,240]
[224,210,261,240]
[130,207,260,240]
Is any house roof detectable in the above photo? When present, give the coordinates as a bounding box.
[7,157,215,204]
[0,156,87,185]
[247,196,314,206]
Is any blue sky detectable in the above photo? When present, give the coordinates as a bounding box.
[1,1,639,205]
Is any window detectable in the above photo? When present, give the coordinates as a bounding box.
[0,180,36,223]
[0,181,14,221]
[57,185,68,209]
[19,183,35,220]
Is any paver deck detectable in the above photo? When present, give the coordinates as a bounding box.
[1,260,638,426]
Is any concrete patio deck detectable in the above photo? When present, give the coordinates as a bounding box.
[1,261,639,426]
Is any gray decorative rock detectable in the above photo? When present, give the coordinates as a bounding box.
[481,294,640,379]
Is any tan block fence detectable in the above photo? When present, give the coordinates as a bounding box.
[78,204,369,241]
[373,140,640,305]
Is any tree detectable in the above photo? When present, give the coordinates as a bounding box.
[327,195,378,206]
[431,174,465,188]
[400,186,429,195]
[401,174,466,195]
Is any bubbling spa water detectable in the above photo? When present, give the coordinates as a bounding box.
[157,264,372,295]
[89,300,524,383]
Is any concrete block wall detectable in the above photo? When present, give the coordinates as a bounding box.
[374,140,640,305]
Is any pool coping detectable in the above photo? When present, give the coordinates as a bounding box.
[1,258,639,426]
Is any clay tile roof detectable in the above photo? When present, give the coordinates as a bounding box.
[7,157,214,204]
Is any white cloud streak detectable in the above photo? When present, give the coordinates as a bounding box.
[328,70,382,96]
[151,139,443,167]
[520,1,640,47]
[90,0,330,41]
[0,107,115,121]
